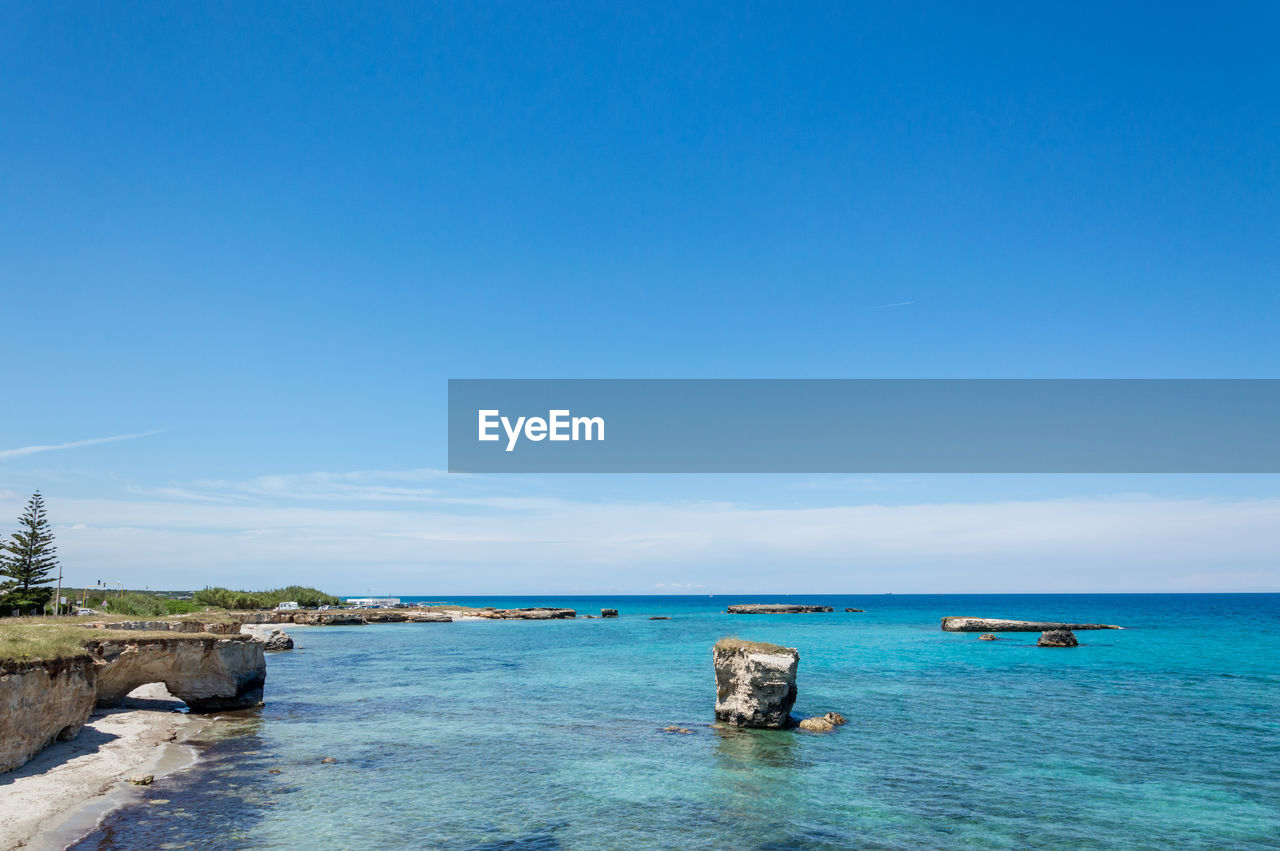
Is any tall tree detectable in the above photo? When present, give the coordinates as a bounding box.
[1,492,59,613]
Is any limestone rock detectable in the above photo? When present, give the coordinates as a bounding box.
[93,636,266,712]
[823,712,847,726]
[476,607,576,620]
[129,774,154,786]
[798,716,834,732]
[406,612,452,623]
[1037,629,1079,647]
[0,657,97,773]
[942,617,1120,632]
[727,604,834,614]
[662,726,693,734]
[601,609,619,618]
[263,630,294,651]
[978,633,998,641]
[713,637,799,729]
[844,608,865,613]
[293,612,365,626]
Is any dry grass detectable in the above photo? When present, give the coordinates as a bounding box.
[0,615,245,665]
[715,636,796,655]
[0,624,95,665]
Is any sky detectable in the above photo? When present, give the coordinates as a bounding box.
[1,3,1277,594]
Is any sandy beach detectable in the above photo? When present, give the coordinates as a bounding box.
[0,684,209,851]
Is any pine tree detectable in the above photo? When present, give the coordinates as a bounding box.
[1,492,59,613]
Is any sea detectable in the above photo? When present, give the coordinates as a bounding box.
[71,594,1280,849]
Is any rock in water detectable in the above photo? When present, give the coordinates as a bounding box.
[263,630,294,651]
[727,604,833,615]
[844,608,864,613]
[941,616,1120,632]
[798,716,835,732]
[823,712,847,726]
[713,638,799,729]
[978,633,998,641]
[601,609,619,618]
[129,774,154,786]
[1038,630,1079,647]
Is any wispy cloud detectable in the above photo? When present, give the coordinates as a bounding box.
[0,430,163,460]
[870,300,914,309]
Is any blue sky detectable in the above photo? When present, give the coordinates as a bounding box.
[1,3,1277,593]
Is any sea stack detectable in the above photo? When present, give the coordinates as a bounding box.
[713,637,799,729]
[1037,629,1079,647]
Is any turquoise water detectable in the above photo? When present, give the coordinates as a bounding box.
[75,595,1280,849]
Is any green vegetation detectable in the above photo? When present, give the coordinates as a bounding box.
[0,612,238,666]
[98,592,208,617]
[0,492,59,615]
[192,585,340,610]
[0,624,93,665]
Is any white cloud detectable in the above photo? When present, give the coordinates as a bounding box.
[1,472,1276,594]
[0,430,163,460]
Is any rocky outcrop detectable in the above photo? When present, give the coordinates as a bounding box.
[406,611,452,623]
[240,623,295,651]
[844,608,864,613]
[90,619,239,635]
[360,611,407,623]
[727,604,834,614]
[476,607,576,620]
[0,657,98,773]
[601,609,619,618]
[941,617,1121,632]
[93,636,266,712]
[292,612,365,626]
[713,638,799,729]
[978,633,998,641]
[1037,630,1079,647]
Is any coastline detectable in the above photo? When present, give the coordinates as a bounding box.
[0,683,213,851]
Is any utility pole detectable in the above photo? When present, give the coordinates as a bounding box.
[53,564,63,616]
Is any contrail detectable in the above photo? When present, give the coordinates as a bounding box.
[0,430,164,460]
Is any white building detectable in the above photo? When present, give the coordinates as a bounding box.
[345,597,400,608]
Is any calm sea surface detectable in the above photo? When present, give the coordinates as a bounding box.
[73,594,1280,849]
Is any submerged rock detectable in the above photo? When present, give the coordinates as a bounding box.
[941,617,1121,632]
[663,726,694,734]
[978,633,998,641]
[713,637,799,729]
[798,716,834,732]
[727,604,833,615]
[844,608,865,613]
[798,711,846,733]
[601,609,619,618]
[649,616,671,620]
[1037,630,1079,647]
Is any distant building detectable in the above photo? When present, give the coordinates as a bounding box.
[276,601,300,610]
[345,597,400,608]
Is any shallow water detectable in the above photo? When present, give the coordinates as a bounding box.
[73,594,1280,849]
